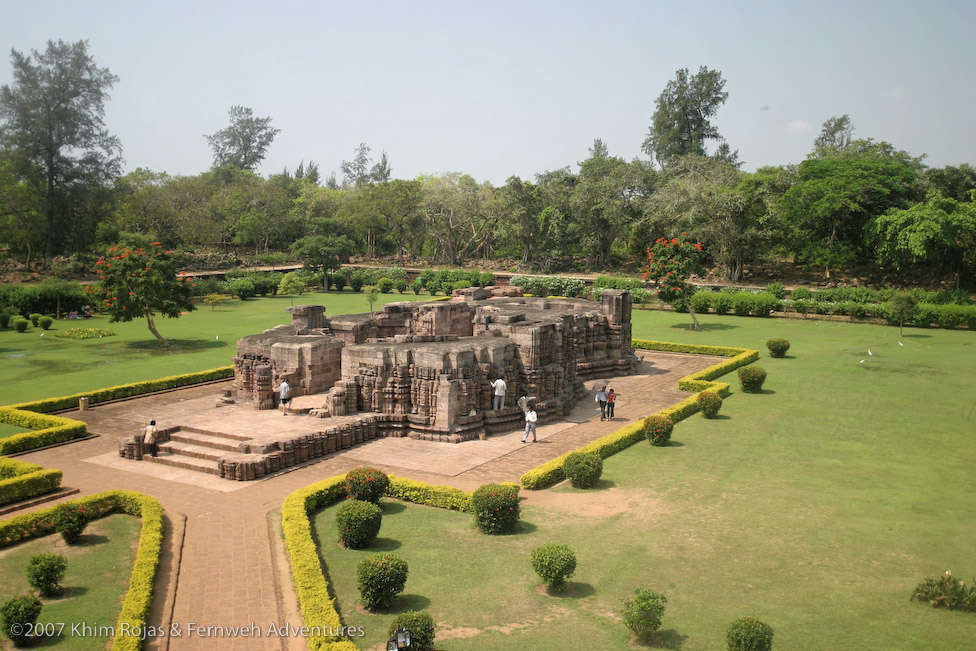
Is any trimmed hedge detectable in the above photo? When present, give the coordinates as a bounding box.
[0,458,62,506]
[0,366,233,455]
[520,340,758,489]
[0,490,163,651]
[385,475,473,512]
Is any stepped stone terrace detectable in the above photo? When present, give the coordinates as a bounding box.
[121,289,637,480]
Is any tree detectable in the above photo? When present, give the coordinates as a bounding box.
[420,173,499,266]
[339,180,422,265]
[290,235,354,289]
[812,114,855,154]
[642,66,729,168]
[370,152,392,183]
[85,242,195,347]
[642,236,706,330]
[0,39,122,265]
[277,272,305,306]
[868,192,976,287]
[341,143,373,188]
[923,164,976,202]
[205,105,279,172]
[888,291,918,337]
[363,285,379,314]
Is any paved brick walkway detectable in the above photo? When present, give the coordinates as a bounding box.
[11,351,721,650]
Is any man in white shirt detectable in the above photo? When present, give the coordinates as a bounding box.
[490,377,507,411]
[522,405,538,443]
[279,380,291,416]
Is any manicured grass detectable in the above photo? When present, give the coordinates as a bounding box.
[306,310,976,650]
[0,423,30,439]
[0,514,141,649]
[0,290,429,405]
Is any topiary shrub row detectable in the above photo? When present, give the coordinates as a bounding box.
[0,459,62,507]
[509,275,586,298]
[688,291,782,317]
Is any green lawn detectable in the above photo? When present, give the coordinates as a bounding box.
[0,290,429,405]
[0,514,141,649]
[309,310,976,650]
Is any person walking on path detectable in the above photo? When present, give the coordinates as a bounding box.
[142,420,158,458]
[595,387,608,420]
[606,388,617,419]
[279,380,291,416]
[522,405,538,442]
[490,377,507,411]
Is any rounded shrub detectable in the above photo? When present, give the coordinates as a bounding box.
[732,293,753,316]
[332,273,347,291]
[711,292,733,315]
[410,279,423,295]
[229,278,256,300]
[356,553,408,610]
[791,286,812,300]
[690,291,713,314]
[52,503,88,544]
[621,588,667,642]
[697,391,722,418]
[1,594,42,647]
[29,313,42,326]
[349,272,365,292]
[726,616,773,651]
[643,414,673,447]
[377,277,394,293]
[472,483,520,534]
[26,553,67,597]
[39,316,54,330]
[530,543,577,592]
[766,338,790,358]
[345,467,390,504]
[336,499,383,549]
[14,318,29,333]
[0,313,11,328]
[388,611,435,651]
[765,282,786,299]
[752,293,782,316]
[394,278,408,293]
[563,452,603,489]
[738,366,767,394]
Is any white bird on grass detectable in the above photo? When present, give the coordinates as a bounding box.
[859,359,865,364]
[898,341,904,347]
[868,348,873,356]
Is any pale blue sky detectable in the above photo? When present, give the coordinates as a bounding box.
[3,0,973,184]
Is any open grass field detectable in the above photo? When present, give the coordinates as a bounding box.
[3,292,974,648]
[308,308,976,650]
[0,290,428,405]
[0,514,141,650]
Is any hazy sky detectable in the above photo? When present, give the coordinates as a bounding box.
[3,0,973,184]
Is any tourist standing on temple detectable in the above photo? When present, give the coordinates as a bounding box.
[522,404,538,442]
[595,387,608,420]
[491,377,507,410]
[606,388,617,419]
[142,420,158,458]
[279,380,291,416]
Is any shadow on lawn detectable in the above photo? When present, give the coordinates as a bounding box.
[381,501,407,515]
[370,537,402,552]
[121,338,230,354]
[647,628,688,649]
[668,322,739,331]
[546,581,596,599]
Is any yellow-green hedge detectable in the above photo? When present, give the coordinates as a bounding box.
[0,458,62,506]
[520,340,758,490]
[0,490,163,651]
[386,474,473,511]
[0,366,234,455]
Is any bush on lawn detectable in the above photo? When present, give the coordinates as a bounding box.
[738,366,767,393]
[388,611,435,651]
[726,616,774,651]
[1,594,42,647]
[910,570,976,611]
[530,543,577,592]
[345,467,390,504]
[29,313,42,327]
[690,291,713,314]
[621,588,667,642]
[357,553,408,610]
[377,278,394,293]
[711,292,733,315]
[563,452,603,489]
[643,414,674,446]
[472,483,520,534]
[39,316,54,330]
[697,391,723,418]
[336,499,382,549]
[14,318,29,333]
[52,503,88,544]
[26,553,67,597]
[766,338,790,358]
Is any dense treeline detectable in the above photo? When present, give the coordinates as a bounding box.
[2,44,975,288]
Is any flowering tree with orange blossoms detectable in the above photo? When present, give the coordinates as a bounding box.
[84,242,195,346]
[642,236,706,330]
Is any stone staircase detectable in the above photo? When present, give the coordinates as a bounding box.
[151,427,251,476]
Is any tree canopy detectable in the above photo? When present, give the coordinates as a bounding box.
[205,105,279,172]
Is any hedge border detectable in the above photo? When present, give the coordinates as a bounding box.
[0,366,233,455]
[519,340,758,490]
[0,458,62,506]
[282,474,514,650]
[0,490,163,651]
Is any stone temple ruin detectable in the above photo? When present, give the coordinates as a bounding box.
[122,289,636,480]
